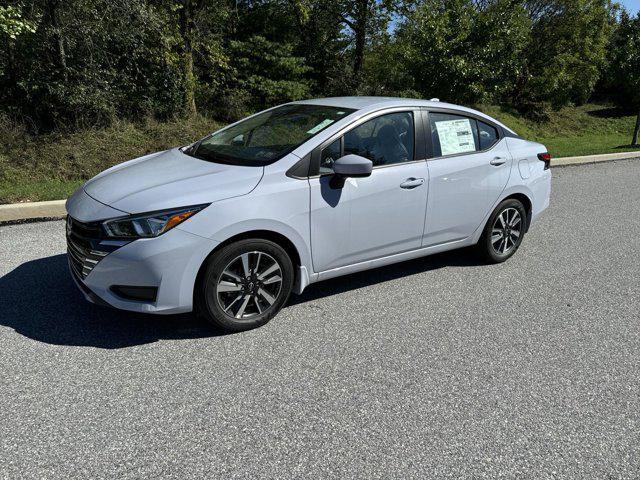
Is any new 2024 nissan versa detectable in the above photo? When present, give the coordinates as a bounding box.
[66,97,551,331]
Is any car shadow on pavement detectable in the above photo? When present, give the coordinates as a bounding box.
[0,254,220,349]
[290,247,485,306]
[0,249,485,348]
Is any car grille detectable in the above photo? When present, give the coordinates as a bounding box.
[66,216,111,279]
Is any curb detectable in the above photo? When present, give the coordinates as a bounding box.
[1,152,638,225]
[0,199,66,225]
[552,151,639,167]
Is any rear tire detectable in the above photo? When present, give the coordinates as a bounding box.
[476,198,527,263]
[196,239,294,332]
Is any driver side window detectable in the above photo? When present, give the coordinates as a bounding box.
[319,112,415,174]
[320,139,341,175]
[345,112,414,167]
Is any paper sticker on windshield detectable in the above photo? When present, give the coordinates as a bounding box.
[435,119,476,156]
[307,119,335,134]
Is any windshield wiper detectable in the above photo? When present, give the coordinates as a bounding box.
[183,147,237,165]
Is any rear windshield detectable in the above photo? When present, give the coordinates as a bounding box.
[185,104,355,166]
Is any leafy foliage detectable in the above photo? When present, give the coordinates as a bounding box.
[1,0,183,130]
[604,11,640,143]
[0,0,636,132]
[229,36,311,111]
[606,11,640,109]
[0,4,36,39]
[517,0,615,109]
[391,0,530,104]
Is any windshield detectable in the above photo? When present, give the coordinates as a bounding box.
[186,104,355,166]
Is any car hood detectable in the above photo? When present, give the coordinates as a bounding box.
[83,148,264,214]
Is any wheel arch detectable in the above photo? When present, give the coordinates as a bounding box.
[471,188,535,244]
[210,229,302,268]
[501,192,533,232]
[193,229,307,309]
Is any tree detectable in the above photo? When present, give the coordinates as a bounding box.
[288,0,351,95]
[202,0,313,118]
[393,0,529,104]
[607,11,640,145]
[229,35,311,111]
[0,0,183,130]
[515,0,615,110]
[0,4,36,39]
[178,0,197,116]
[333,0,396,89]
[473,0,531,102]
[0,0,625,134]
[0,3,36,80]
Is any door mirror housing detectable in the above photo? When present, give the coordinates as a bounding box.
[332,154,373,178]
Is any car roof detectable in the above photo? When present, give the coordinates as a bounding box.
[295,96,444,110]
[293,96,517,134]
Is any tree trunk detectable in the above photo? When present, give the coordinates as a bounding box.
[179,0,197,117]
[633,111,640,147]
[45,0,67,81]
[353,0,368,82]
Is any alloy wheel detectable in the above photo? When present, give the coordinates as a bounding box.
[215,251,283,320]
[490,207,522,255]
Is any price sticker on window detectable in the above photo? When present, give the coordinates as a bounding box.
[435,119,476,155]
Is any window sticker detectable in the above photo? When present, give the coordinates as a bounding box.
[307,119,335,134]
[435,119,476,156]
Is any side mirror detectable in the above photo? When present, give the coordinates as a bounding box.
[332,154,373,178]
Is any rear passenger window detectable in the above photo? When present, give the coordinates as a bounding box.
[429,113,478,157]
[478,120,499,150]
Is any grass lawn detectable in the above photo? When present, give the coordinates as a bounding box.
[1,103,638,204]
[480,103,640,157]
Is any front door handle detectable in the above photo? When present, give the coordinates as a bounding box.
[400,177,425,189]
[490,157,507,166]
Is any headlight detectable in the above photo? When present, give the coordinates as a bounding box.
[102,204,209,238]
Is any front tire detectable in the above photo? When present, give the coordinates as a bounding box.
[196,239,294,332]
[476,198,527,263]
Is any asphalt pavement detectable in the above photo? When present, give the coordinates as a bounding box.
[1,160,639,479]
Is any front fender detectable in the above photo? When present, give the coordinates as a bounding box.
[209,219,312,274]
[176,174,314,287]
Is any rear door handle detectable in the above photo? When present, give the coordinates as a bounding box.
[490,157,506,166]
[400,177,425,189]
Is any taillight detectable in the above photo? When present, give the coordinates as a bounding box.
[537,152,551,170]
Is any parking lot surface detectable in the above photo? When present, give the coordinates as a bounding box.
[1,160,639,479]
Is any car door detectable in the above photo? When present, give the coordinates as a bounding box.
[309,109,430,272]
[422,110,511,247]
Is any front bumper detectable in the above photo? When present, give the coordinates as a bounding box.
[69,226,219,314]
